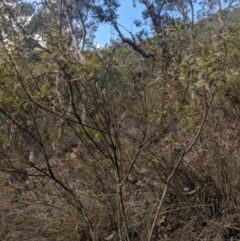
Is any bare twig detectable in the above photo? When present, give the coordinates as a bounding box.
[147,91,216,241]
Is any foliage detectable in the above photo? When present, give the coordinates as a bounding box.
[1,0,240,240]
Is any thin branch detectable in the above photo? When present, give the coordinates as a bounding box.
[112,21,155,59]
[147,90,216,241]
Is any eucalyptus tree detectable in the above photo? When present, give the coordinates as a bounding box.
[92,0,196,59]
[0,0,100,150]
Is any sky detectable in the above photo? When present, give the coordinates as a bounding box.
[95,1,145,46]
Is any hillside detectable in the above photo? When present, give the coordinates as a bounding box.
[1,1,240,240]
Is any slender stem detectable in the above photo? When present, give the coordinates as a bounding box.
[147,92,215,241]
